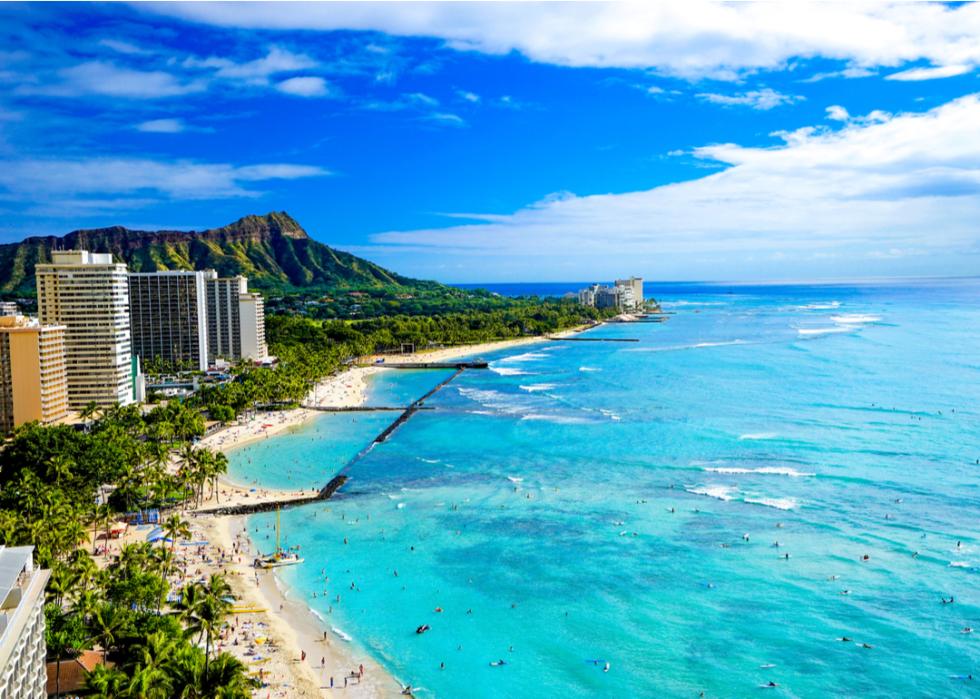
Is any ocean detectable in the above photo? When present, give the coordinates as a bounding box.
[230,279,980,697]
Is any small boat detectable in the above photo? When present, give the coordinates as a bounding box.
[254,508,304,569]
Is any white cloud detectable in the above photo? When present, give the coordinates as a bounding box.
[697,88,803,110]
[457,90,480,103]
[364,95,980,279]
[98,39,151,56]
[135,118,186,133]
[186,46,319,85]
[886,64,972,81]
[276,76,330,97]
[147,2,980,80]
[24,61,206,99]
[424,112,465,127]
[825,105,850,122]
[0,157,329,201]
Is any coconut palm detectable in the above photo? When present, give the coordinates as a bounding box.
[161,514,190,576]
[85,664,128,698]
[91,602,125,663]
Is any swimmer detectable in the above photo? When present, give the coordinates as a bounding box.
[962,627,973,634]
[838,637,852,642]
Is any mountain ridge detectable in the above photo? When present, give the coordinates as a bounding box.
[0,212,435,295]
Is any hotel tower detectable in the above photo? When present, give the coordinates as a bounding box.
[36,251,134,408]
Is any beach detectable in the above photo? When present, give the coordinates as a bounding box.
[182,330,589,697]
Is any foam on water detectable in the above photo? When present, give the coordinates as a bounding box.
[832,313,883,324]
[703,466,815,477]
[519,383,559,392]
[738,432,778,440]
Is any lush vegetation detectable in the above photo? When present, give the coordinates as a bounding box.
[0,404,251,697]
[196,298,609,419]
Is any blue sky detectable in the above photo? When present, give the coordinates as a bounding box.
[1,2,980,282]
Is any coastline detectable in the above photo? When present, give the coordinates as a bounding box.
[191,329,589,697]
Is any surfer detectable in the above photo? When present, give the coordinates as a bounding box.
[490,659,507,667]
[603,661,610,673]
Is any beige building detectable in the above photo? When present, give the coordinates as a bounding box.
[615,277,644,309]
[0,546,50,699]
[36,251,133,409]
[0,316,69,435]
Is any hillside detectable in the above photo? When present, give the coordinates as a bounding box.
[0,212,438,296]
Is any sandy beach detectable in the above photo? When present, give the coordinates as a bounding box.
[170,330,592,697]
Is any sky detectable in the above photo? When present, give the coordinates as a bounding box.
[1,2,980,282]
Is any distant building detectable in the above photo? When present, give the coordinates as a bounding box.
[616,277,644,308]
[0,546,51,698]
[594,285,623,310]
[205,276,267,362]
[577,284,598,307]
[577,276,644,312]
[128,271,210,372]
[0,302,17,317]
[0,316,69,435]
[35,251,133,408]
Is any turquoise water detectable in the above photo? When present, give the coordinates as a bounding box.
[233,280,980,697]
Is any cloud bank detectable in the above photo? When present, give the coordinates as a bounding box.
[365,95,980,279]
[149,2,980,80]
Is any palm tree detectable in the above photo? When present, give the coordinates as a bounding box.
[128,631,177,685]
[208,452,228,503]
[45,454,73,488]
[204,653,252,697]
[91,504,113,556]
[79,401,101,423]
[91,602,125,663]
[85,664,127,699]
[161,514,190,577]
[47,565,75,607]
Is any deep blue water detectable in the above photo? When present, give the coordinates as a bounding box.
[233,279,980,698]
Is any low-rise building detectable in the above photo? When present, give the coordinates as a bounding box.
[0,546,51,698]
[0,302,18,317]
[0,316,69,435]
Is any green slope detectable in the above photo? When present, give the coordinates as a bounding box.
[0,212,438,295]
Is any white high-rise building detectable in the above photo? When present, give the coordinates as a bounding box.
[36,251,134,408]
[0,546,50,698]
[239,292,267,361]
[615,277,644,310]
[206,276,267,363]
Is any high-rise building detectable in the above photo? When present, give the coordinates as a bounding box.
[0,316,69,435]
[239,292,267,361]
[205,276,267,362]
[616,277,644,309]
[0,546,51,698]
[35,251,133,408]
[595,286,623,310]
[128,271,210,372]
[205,276,245,362]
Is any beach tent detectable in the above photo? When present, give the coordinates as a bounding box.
[145,527,172,543]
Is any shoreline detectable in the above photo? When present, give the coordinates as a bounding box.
[198,514,402,698]
[192,327,592,696]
